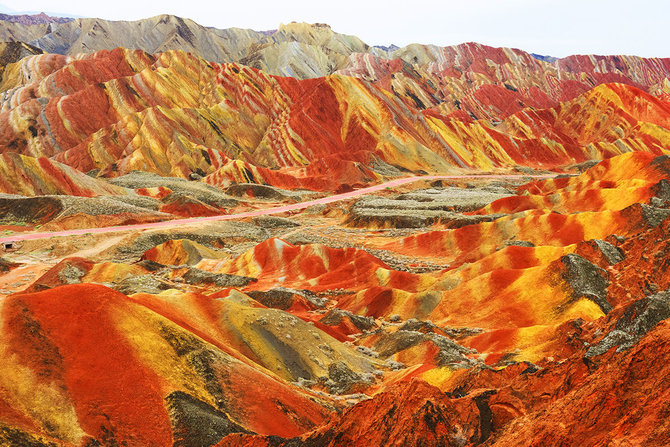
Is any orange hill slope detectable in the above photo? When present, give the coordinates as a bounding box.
[496,83,670,152]
[208,149,670,447]
[387,153,670,264]
[0,284,331,445]
[477,151,670,214]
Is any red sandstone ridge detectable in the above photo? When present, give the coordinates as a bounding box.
[338,43,670,121]
[220,379,485,446]
[0,48,669,194]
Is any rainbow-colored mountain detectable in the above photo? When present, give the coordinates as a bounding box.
[1,14,670,447]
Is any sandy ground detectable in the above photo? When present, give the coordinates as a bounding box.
[0,258,52,295]
[0,174,550,245]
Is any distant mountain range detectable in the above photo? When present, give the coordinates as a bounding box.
[0,12,662,80]
[0,11,73,25]
[0,15,369,77]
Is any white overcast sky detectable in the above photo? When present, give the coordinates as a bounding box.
[0,0,667,58]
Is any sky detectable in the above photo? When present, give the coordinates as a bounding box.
[0,0,668,58]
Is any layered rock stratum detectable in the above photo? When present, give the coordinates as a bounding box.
[1,12,670,447]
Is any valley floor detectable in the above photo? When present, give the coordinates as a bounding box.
[2,152,670,445]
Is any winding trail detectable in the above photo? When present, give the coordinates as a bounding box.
[0,174,555,244]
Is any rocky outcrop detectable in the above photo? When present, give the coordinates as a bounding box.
[0,256,19,272]
[586,290,670,357]
[346,187,512,228]
[166,391,252,446]
[558,253,612,314]
[246,288,325,310]
[320,309,376,332]
[114,274,174,295]
[373,330,476,368]
[223,183,306,201]
[110,172,238,209]
[183,267,256,288]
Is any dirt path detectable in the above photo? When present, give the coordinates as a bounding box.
[0,174,554,244]
[65,233,129,260]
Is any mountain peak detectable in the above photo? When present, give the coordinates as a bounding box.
[278,21,334,34]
